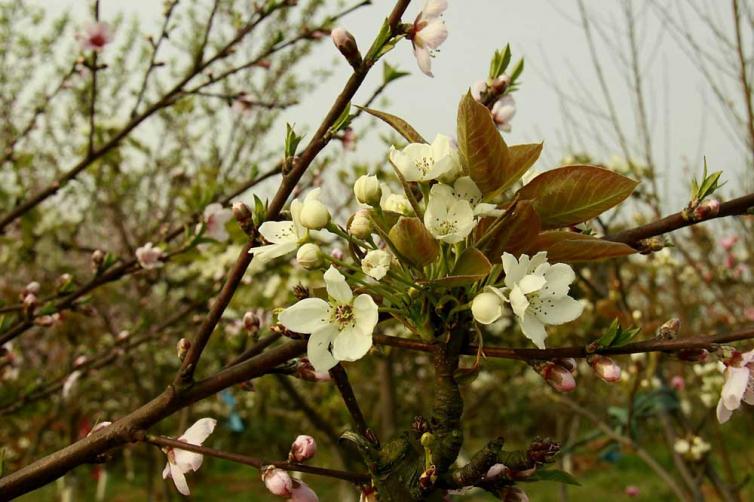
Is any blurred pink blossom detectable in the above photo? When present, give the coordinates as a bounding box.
[78,22,112,52]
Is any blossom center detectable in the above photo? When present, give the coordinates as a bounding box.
[414,155,434,175]
[331,304,355,329]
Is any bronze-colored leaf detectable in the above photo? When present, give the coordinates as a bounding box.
[517,165,638,229]
[457,92,510,194]
[477,200,541,262]
[388,217,439,267]
[430,248,491,287]
[496,142,543,193]
[357,106,426,144]
[528,231,636,262]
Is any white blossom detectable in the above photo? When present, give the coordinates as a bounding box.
[389,134,459,183]
[716,349,754,424]
[136,242,164,269]
[504,252,583,348]
[361,250,391,280]
[162,418,217,496]
[278,266,378,372]
[409,0,448,76]
[379,183,414,216]
[200,203,233,241]
[452,176,503,217]
[423,183,475,243]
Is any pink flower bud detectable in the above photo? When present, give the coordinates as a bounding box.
[290,480,319,501]
[542,363,576,392]
[720,235,738,251]
[23,293,38,309]
[330,27,361,68]
[556,358,578,373]
[330,248,344,261]
[485,463,508,480]
[74,355,88,368]
[24,281,40,295]
[589,355,621,383]
[289,435,317,462]
[262,466,293,497]
[670,375,685,391]
[693,199,720,220]
[625,485,640,497]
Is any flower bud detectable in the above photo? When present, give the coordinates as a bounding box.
[348,209,372,239]
[418,465,437,491]
[296,243,322,270]
[116,330,130,342]
[288,435,317,462]
[243,311,261,334]
[232,201,255,236]
[693,199,720,220]
[589,355,621,382]
[490,74,511,94]
[74,355,88,368]
[330,248,344,261]
[330,27,362,68]
[262,466,293,497]
[625,486,640,497]
[87,421,112,437]
[677,348,709,362]
[91,249,105,272]
[290,481,319,502]
[176,338,191,361]
[670,375,685,391]
[299,193,330,230]
[354,175,381,206]
[471,291,503,325]
[541,363,576,392]
[360,487,378,502]
[485,463,507,480]
[22,293,38,310]
[556,357,577,373]
[24,281,40,295]
[657,318,680,340]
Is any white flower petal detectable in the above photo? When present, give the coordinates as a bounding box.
[324,266,353,304]
[417,17,448,49]
[503,253,527,288]
[539,263,576,298]
[413,45,433,77]
[279,298,330,334]
[531,296,583,325]
[307,327,338,372]
[421,0,448,18]
[520,311,548,349]
[717,397,733,424]
[722,367,749,410]
[180,417,217,445]
[352,294,379,335]
[173,450,204,473]
[452,176,482,205]
[259,221,297,244]
[332,326,373,362]
[509,285,529,319]
[518,274,546,295]
[162,462,171,479]
[169,461,191,496]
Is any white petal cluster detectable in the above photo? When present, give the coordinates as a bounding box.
[162,418,217,496]
[279,266,379,372]
[361,250,391,280]
[423,184,475,244]
[716,349,754,424]
[389,134,459,183]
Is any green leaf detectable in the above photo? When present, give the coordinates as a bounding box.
[528,231,636,262]
[329,102,351,134]
[383,61,410,85]
[357,106,426,144]
[488,44,511,79]
[518,165,638,229]
[388,217,439,267]
[597,319,620,348]
[457,92,510,194]
[284,123,304,158]
[510,58,525,84]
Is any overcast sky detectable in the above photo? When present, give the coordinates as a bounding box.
[44,1,748,208]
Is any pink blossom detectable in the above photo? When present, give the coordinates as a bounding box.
[589,355,621,383]
[78,22,112,52]
[289,435,317,462]
[744,307,754,322]
[135,242,164,269]
[471,80,487,102]
[201,203,233,241]
[263,467,293,496]
[720,235,738,251]
[162,418,217,495]
[232,94,255,115]
[407,0,448,77]
[625,485,640,497]
[542,363,576,392]
[341,127,357,151]
[716,350,754,424]
[491,95,516,132]
[290,481,319,501]
[670,375,685,391]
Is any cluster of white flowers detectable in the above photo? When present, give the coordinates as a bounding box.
[472,252,583,348]
[673,436,711,461]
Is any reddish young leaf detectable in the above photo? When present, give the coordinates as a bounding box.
[477,200,541,261]
[495,142,543,194]
[528,231,636,262]
[388,216,439,267]
[517,165,638,229]
[429,247,492,287]
[358,106,426,144]
[457,92,510,194]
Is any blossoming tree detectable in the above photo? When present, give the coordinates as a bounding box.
[1,0,754,500]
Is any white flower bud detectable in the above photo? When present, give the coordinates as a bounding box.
[330,27,361,68]
[299,190,330,230]
[176,338,191,361]
[348,209,372,239]
[296,243,322,270]
[471,291,503,325]
[361,249,391,280]
[354,175,381,205]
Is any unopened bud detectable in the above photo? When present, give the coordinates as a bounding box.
[331,27,362,68]
[541,363,576,392]
[232,201,255,236]
[693,199,720,221]
[296,243,322,270]
[243,311,261,334]
[299,196,330,230]
[330,248,344,261]
[418,465,437,491]
[485,463,508,480]
[293,284,310,300]
[288,435,317,462]
[176,338,191,361]
[89,250,105,274]
[24,281,40,295]
[490,74,511,94]
[555,357,577,373]
[588,355,621,382]
[412,415,430,434]
[262,466,293,497]
[23,293,38,310]
[74,355,88,368]
[670,375,685,391]
[348,209,372,239]
[657,318,680,340]
[354,175,381,206]
[116,330,130,342]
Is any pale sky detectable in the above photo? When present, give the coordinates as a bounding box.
[43,0,749,209]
